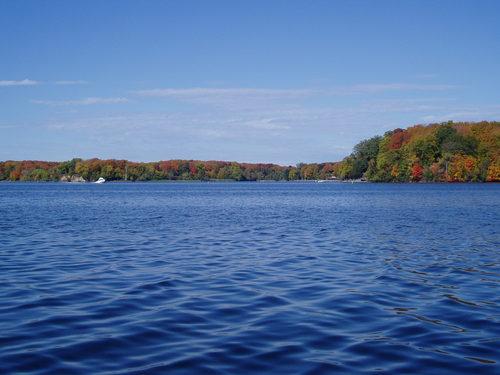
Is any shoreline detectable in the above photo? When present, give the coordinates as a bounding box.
[0,179,497,184]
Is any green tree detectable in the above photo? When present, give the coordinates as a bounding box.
[410,137,438,166]
[230,163,244,181]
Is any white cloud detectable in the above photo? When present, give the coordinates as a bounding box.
[415,73,438,79]
[133,87,318,111]
[244,118,291,130]
[421,105,500,123]
[53,80,88,85]
[134,83,455,99]
[133,88,316,108]
[358,98,456,113]
[44,97,470,137]
[133,87,316,98]
[0,79,39,87]
[0,79,90,86]
[132,84,457,110]
[31,97,129,106]
[0,124,16,129]
[40,97,499,163]
[46,112,295,135]
[343,83,457,94]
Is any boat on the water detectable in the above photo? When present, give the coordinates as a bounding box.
[94,177,106,184]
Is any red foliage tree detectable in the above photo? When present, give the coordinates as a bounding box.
[411,164,423,182]
[389,130,412,150]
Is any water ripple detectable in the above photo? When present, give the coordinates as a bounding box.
[0,182,499,374]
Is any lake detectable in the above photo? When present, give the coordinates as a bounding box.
[0,182,499,374]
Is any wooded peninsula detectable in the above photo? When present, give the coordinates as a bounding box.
[1,121,499,182]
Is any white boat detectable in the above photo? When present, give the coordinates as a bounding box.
[94,177,106,184]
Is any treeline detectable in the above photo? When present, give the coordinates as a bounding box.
[333,121,500,182]
[2,121,498,183]
[0,158,338,182]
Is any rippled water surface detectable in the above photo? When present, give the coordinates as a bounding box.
[0,182,499,374]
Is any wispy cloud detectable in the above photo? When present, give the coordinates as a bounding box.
[244,118,291,130]
[359,98,456,113]
[40,95,498,164]
[133,88,316,104]
[43,106,387,137]
[134,87,316,97]
[38,86,464,140]
[133,87,317,110]
[53,80,88,85]
[134,83,456,99]
[31,97,129,106]
[45,112,303,137]
[45,98,496,144]
[0,79,88,86]
[415,73,438,80]
[0,79,39,87]
[420,105,500,123]
[343,83,457,94]
[132,84,457,109]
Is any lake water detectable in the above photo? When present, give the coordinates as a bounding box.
[0,182,499,374]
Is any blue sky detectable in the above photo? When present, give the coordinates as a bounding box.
[1,0,499,164]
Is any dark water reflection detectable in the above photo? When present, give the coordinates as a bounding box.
[0,182,499,374]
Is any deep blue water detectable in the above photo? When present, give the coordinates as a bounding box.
[0,182,499,374]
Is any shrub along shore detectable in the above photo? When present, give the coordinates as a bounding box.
[1,121,499,182]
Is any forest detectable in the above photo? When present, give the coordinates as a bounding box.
[0,158,336,182]
[333,121,499,182]
[1,121,498,182]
